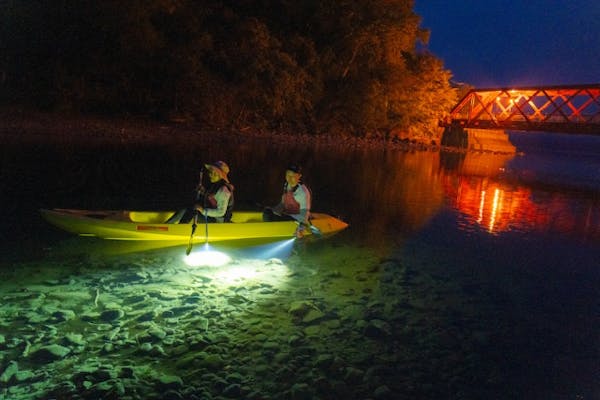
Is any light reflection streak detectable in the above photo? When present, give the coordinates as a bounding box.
[445,174,600,242]
[489,188,501,233]
[478,190,486,224]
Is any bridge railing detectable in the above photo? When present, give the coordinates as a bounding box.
[444,84,600,134]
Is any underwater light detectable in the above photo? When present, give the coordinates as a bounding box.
[240,238,296,260]
[184,244,232,267]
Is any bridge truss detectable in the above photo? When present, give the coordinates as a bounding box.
[445,84,600,134]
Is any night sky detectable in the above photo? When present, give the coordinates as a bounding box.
[415,0,600,88]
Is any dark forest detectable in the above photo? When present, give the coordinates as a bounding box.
[1,1,459,138]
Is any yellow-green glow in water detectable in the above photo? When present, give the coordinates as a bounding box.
[179,241,295,288]
[212,264,260,283]
[184,244,232,267]
[208,258,290,286]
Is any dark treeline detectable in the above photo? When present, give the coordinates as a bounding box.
[1,0,459,138]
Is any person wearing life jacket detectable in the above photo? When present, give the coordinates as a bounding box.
[263,164,311,236]
[195,161,234,223]
[169,160,234,224]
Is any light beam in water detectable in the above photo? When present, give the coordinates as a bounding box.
[184,243,232,267]
[239,238,296,260]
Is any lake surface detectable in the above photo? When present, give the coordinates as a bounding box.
[0,128,598,399]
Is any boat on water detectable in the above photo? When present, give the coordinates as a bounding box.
[40,208,348,244]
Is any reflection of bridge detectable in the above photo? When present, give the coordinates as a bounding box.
[443,84,600,134]
[442,174,600,240]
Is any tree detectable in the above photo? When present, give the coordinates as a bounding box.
[0,0,458,139]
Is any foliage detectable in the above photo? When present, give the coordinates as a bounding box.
[0,0,457,138]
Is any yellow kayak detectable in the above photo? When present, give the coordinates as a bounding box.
[40,209,348,243]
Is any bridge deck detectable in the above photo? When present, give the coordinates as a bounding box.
[443,84,600,134]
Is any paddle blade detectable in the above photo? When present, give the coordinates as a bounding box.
[309,224,322,237]
[186,223,197,255]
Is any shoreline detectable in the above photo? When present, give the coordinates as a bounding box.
[0,109,513,155]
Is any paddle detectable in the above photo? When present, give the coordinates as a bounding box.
[256,200,321,238]
[296,220,322,238]
[186,214,197,255]
[306,221,322,237]
[186,169,204,255]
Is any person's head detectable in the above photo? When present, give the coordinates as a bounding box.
[285,164,302,187]
[205,161,230,183]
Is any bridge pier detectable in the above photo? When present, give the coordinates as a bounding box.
[441,124,468,148]
[442,124,516,153]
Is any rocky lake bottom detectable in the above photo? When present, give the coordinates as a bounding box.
[0,234,516,400]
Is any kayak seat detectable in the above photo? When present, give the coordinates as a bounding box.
[230,212,264,223]
[129,211,176,223]
[165,209,186,224]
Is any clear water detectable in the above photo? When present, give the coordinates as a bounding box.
[1,130,598,399]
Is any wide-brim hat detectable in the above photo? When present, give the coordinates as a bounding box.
[205,161,230,182]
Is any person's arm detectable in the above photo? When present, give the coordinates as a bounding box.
[198,186,231,218]
[291,185,311,224]
[267,191,286,215]
[271,201,284,215]
[195,171,206,199]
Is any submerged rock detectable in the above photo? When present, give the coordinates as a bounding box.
[51,309,77,322]
[290,382,312,400]
[0,360,18,383]
[100,309,125,322]
[64,333,86,346]
[30,344,71,363]
[364,319,392,339]
[302,308,326,324]
[289,300,315,318]
[222,383,242,397]
[149,327,167,340]
[156,374,184,390]
[373,384,392,399]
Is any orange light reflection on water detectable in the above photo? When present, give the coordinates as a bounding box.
[445,175,600,242]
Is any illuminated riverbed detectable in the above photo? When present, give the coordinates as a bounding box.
[1,129,598,399]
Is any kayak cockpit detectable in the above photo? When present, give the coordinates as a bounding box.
[128,211,176,223]
[131,211,266,224]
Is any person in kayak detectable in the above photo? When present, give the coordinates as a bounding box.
[195,161,235,222]
[263,163,312,237]
[168,160,234,223]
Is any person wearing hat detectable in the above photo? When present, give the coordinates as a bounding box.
[195,161,234,222]
[263,164,311,237]
[168,160,234,223]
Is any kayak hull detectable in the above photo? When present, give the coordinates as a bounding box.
[40,209,348,243]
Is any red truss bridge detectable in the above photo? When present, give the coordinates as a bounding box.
[444,84,600,134]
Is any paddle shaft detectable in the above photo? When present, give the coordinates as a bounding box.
[186,169,204,255]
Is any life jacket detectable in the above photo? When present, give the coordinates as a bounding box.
[283,188,300,214]
[204,180,235,222]
[282,182,309,215]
